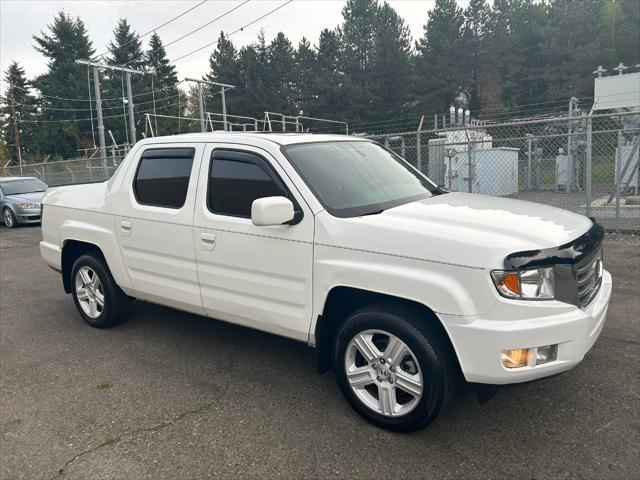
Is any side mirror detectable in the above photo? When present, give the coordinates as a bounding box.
[251,196,295,226]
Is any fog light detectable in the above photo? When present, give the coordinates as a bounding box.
[501,348,530,368]
[535,344,557,365]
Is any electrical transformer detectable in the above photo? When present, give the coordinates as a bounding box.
[615,142,639,195]
[444,148,519,196]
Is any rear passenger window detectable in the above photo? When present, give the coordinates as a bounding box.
[209,149,288,218]
[134,148,195,208]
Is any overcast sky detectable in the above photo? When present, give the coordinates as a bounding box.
[0,0,471,87]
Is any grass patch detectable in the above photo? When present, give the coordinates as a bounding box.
[96,383,110,390]
[99,437,115,447]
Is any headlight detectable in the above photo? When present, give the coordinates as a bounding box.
[17,203,40,209]
[491,267,555,300]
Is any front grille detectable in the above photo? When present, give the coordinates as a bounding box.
[574,249,603,308]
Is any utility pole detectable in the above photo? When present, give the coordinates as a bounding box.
[92,66,107,161]
[8,78,23,173]
[185,78,235,132]
[76,59,149,156]
[566,97,578,193]
[197,83,205,132]
[125,72,136,144]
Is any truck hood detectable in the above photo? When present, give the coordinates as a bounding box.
[316,192,593,269]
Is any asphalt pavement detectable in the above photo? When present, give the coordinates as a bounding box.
[1,225,638,479]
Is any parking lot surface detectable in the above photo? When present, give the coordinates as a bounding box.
[1,226,638,479]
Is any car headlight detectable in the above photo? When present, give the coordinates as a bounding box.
[17,203,40,209]
[491,267,555,300]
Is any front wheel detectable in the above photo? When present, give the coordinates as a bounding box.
[333,304,457,432]
[3,208,17,228]
[71,253,129,328]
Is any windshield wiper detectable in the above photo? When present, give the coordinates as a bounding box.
[360,209,384,216]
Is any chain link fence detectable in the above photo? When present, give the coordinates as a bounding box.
[367,111,640,232]
[1,155,124,186]
[2,111,638,231]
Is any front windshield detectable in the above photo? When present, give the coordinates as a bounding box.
[0,178,48,196]
[283,141,439,217]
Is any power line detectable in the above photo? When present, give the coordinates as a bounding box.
[16,98,185,124]
[154,1,250,56]
[15,92,182,112]
[94,0,209,60]
[11,82,182,103]
[170,0,294,64]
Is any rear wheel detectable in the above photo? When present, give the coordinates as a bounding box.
[71,253,129,328]
[333,303,457,432]
[3,208,17,228]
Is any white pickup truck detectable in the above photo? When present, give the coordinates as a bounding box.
[40,133,612,431]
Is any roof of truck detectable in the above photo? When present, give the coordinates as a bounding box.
[141,132,368,146]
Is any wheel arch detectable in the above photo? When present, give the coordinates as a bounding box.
[61,240,106,293]
[314,286,460,375]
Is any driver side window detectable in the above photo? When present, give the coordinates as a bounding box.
[208,149,289,218]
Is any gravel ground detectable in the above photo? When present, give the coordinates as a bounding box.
[1,225,638,480]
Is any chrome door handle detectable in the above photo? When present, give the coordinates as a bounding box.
[200,232,216,251]
[120,220,132,237]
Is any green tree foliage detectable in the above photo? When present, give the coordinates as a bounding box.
[415,0,465,114]
[3,0,640,156]
[234,33,270,119]
[315,29,343,118]
[0,62,36,162]
[145,32,180,134]
[267,32,296,113]
[371,2,412,119]
[339,0,379,123]
[105,18,149,144]
[294,37,317,116]
[31,12,95,156]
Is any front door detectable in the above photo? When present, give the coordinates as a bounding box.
[193,144,314,341]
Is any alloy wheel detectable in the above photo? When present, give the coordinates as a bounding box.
[3,209,15,228]
[74,266,105,319]
[344,329,423,417]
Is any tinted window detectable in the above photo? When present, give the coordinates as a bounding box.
[209,150,287,218]
[134,148,195,208]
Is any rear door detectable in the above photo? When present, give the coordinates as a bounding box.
[117,143,205,315]
[193,143,314,341]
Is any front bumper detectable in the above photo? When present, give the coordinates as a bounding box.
[15,208,41,224]
[442,269,612,385]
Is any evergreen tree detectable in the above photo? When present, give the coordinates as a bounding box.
[32,12,95,156]
[146,32,178,88]
[205,31,241,124]
[371,2,412,120]
[105,18,150,144]
[315,29,343,119]
[293,37,316,116]
[462,0,491,114]
[16,0,640,150]
[340,0,379,122]
[415,0,465,114]
[145,32,179,135]
[235,44,267,120]
[0,62,36,162]
[228,30,271,124]
[267,32,295,113]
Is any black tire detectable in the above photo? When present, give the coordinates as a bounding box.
[3,208,17,228]
[333,303,457,432]
[71,253,129,328]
